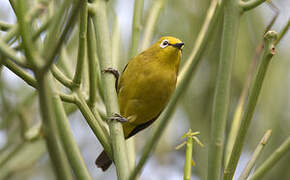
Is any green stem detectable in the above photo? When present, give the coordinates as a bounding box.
[249,136,290,180]
[238,130,272,180]
[0,57,74,103]
[87,18,98,106]
[0,39,29,68]
[223,31,278,180]
[128,0,144,59]
[274,20,290,45]
[0,57,37,88]
[225,42,263,166]
[3,25,18,43]
[57,48,74,79]
[75,91,112,158]
[13,14,53,51]
[0,139,46,179]
[184,136,193,180]
[141,0,166,50]
[239,0,266,11]
[4,1,46,43]
[92,1,129,179]
[111,14,121,69]
[208,1,241,179]
[0,142,25,168]
[37,74,73,180]
[129,1,221,179]
[51,65,74,88]
[15,0,40,68]
[52,94,92,180]
[73,1,88,87]
[41,0,81,74]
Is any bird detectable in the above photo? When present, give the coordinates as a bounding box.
[96,36,184,171]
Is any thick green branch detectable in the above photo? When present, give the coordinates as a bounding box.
[52,94,92,180]
[223,31,278,180]
[37,74,74,180]
[208,1,241,179]
[111,15,121,69]
[92,1,129,179]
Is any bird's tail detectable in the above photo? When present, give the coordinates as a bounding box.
[95,150,112,171]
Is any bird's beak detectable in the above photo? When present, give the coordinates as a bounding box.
[170,42,184,50]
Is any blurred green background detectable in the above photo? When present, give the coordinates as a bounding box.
[0,0,289,179]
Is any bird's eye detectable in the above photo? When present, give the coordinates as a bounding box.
[160,39,169,48]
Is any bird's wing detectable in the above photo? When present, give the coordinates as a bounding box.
[125,112,161,139]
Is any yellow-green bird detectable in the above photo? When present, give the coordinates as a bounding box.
[96,36,184,171]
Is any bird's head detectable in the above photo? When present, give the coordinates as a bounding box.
[148,36,184,67]
[148,36,184,61]
[154,36,184,52]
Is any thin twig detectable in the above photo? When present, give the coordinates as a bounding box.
[249,136,290,180]
[141,0,166,50]
[238,130,272,180]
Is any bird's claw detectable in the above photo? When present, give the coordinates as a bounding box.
[102,67,120,91]
[102,68,120,79]
[109,113,128,123]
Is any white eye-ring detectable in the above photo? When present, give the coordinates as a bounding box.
[160,39,169,48]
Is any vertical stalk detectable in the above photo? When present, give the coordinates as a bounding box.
[37,74,73,180]
[52,94,92,180]
[92,1,129,179]
[87,18,98,106]
[208,0,241,179]
[111,15,121,69]
[129,0,144,59]
[184,136,193,180]
[141,0,166,50]
[15,0,40,68]
[223,31,277,180]
[73,0,88,86]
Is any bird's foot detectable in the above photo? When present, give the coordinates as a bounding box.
[102,67,120,80]
[109,113,128,123]
[102,67,120,91]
